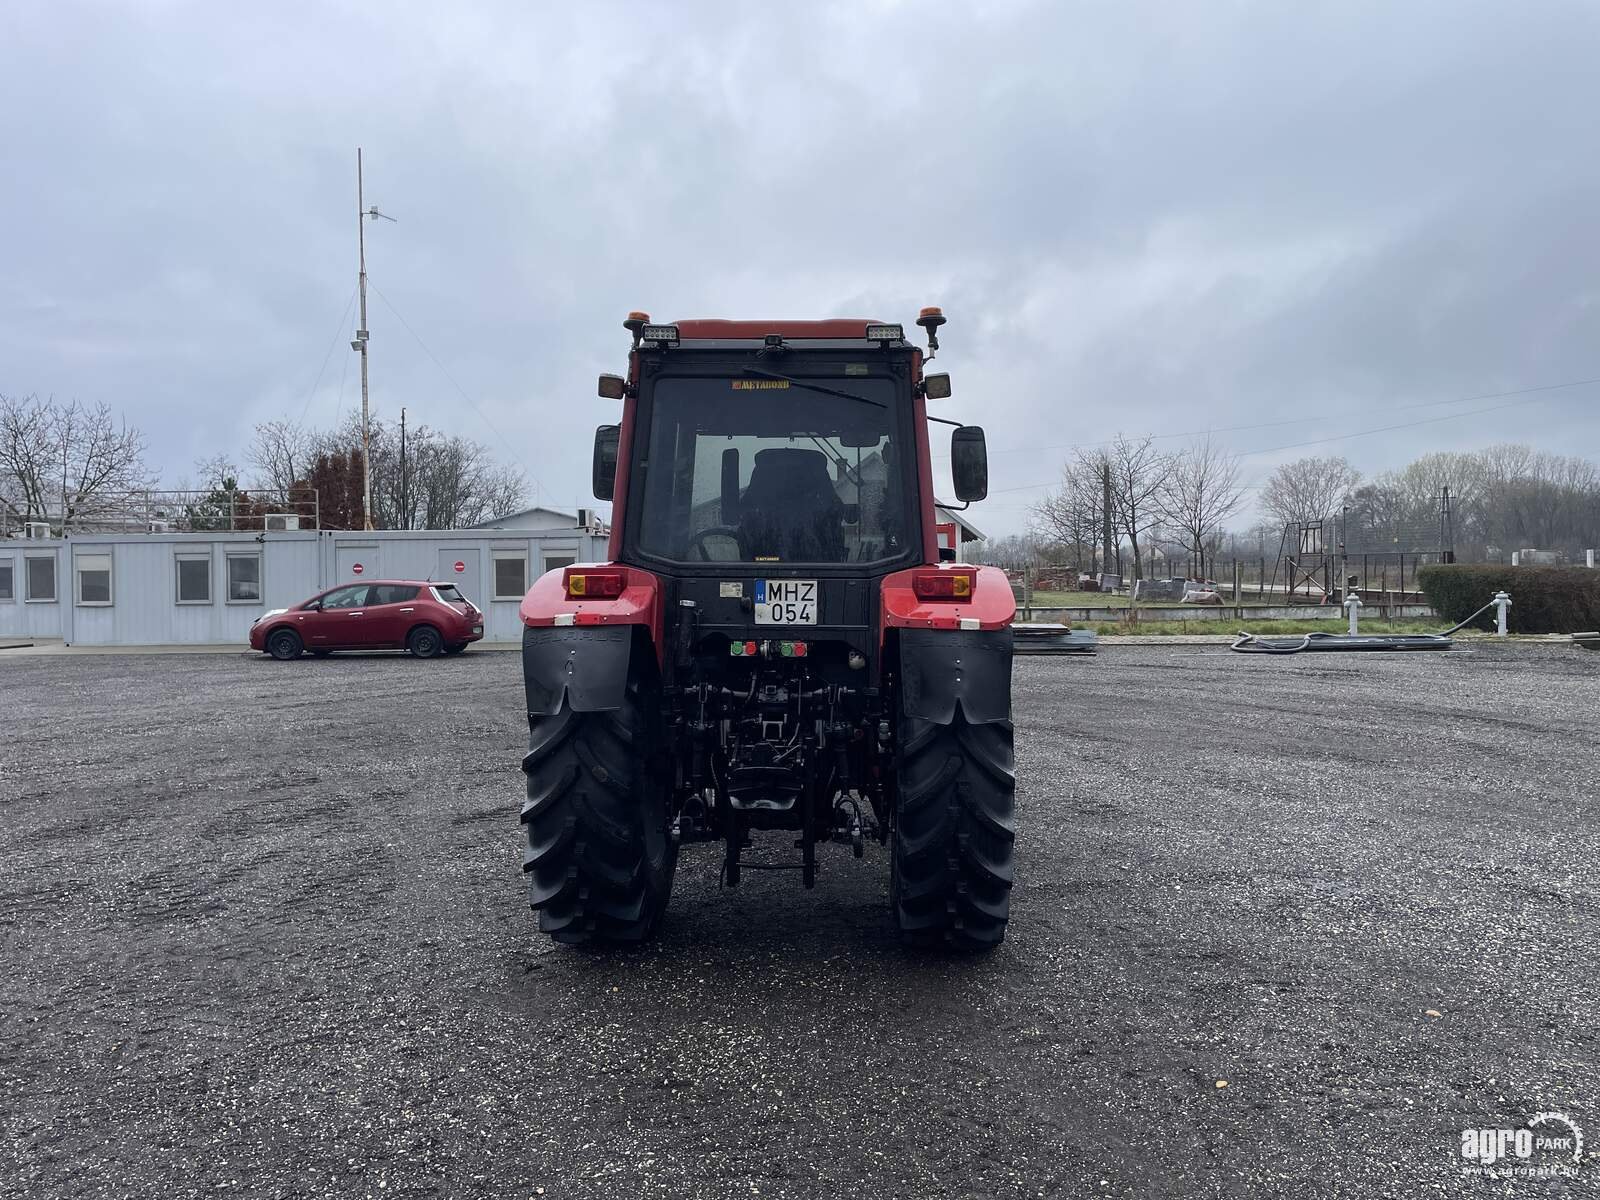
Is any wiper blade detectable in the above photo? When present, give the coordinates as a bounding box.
[740,368,885,407]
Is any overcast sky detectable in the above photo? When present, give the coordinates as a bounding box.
[4,1,1598,534]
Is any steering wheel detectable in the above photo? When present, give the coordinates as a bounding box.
[689,525,744,562]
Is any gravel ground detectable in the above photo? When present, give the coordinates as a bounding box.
[1,644,1596,1198]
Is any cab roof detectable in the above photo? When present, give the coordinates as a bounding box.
[671,319,886,341]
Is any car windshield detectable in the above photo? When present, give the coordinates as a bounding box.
[637,376,907,564]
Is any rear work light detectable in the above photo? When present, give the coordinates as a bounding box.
[564,569,625,599]
[597,373,627,399]
[911,569,975,601]
[641,324,679,345]
[865,324,904,342]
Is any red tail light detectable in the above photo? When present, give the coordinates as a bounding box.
[911,569,975,602]
[564,568,625,599]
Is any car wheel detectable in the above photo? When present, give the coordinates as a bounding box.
[268,629,303,661]
[444,642,468,655]
[407,625,443,658]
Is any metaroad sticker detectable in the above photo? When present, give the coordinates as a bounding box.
[732,379,789,390]
[844,363,868,375]
[719,581,743,598]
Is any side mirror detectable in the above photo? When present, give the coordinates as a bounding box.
[592,425,620,500]
[950,425,988,502]
[720,448,741,523]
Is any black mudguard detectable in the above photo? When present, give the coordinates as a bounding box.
[522,625,634,716]
[897,627,1014,725]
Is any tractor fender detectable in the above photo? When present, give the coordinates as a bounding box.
[522,624,637,715]
[879,564,1016,631]
[520,565,663,714]
[896,627,1014,725]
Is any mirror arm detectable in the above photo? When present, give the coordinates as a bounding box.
[933,498,972,511]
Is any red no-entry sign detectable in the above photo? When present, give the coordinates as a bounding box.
[453,560,465,573]
[351,563,364,575]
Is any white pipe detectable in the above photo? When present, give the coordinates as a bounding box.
[1493,591,1512,637]
[1343,592,1363,636]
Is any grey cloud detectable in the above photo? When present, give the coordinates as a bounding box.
[2,1,1597,529]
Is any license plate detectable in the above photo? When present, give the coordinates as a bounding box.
[754,579,817,625]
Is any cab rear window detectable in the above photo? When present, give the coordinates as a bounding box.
[432,585,467,604]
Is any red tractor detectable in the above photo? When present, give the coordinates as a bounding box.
[518,312,1016,949]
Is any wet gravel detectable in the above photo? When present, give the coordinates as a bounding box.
[1,643,1596,1198]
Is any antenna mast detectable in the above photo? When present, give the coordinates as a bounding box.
[350,148,395,530]
[355,150,372,528]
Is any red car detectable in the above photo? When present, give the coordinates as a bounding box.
[250,580,484,660]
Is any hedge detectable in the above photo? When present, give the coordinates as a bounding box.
[1416,565,1600,634]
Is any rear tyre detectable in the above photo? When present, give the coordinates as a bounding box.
[891,712,1015,951]
[407,625,443,658]
[444,643,468,655]
[267,629,303,661]
[520,674,677,945]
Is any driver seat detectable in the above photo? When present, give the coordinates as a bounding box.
[737,448,846,561]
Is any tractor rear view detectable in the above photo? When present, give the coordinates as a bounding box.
[517,311,1016,949]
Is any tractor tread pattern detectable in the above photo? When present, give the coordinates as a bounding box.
[893,709,1015,951]
[520,679,676,945]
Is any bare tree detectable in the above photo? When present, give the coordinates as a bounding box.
[300,411,528,529]
[1030,453,1105,572]
[1259,455,1361,530]
[408,433,527,529]
[0,393,152,532]
[973,532,1042,566]
[1104,434,1167,581]
[246,419,318,506]
[0,394,53,526]
[1156,435,1244,578]
[1474,443,1600,557]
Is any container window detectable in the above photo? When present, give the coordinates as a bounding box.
[75,553,113,606]
[25,557,56,602]
[493,552,527,600]
[0,559,12,601]
[176,555,211,604]
[227,554,262,602]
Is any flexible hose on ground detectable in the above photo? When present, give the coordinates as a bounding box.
[1230,598,1500,655]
